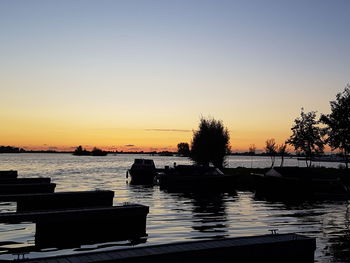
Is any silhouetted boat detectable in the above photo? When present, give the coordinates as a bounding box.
[127,159,157,185]
[158,165,235,192]
[252,167,350,200]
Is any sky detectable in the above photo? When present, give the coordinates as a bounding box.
[0,0,349,152]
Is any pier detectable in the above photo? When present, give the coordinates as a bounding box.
[0,171,149,249]
[0,183,56,195]
[0,177,51,184]
[0,204,149,249]
[19,233,316,263]
[0,170,18,179]
[0,171,55,196]
[0,190,114,211]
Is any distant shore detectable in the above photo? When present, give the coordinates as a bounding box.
[0,150,343,159]
[1,145,346,159]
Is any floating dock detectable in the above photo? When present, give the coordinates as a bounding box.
[0,204,149,249]
[0,183,56,195]
[0,177,51,184]
[0,170,18,179]
[1,190,115,212]
[0,171,150,250]
[18,233,316,263]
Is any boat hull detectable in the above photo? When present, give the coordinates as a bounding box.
[129,169,156,185]
[252,170,350,200]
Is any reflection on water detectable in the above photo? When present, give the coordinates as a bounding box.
[190,193,228,236]
[0,153,349,262]
[177,192,231,239]
[325,204,350,263]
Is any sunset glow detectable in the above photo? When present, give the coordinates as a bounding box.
[1,1,349,152]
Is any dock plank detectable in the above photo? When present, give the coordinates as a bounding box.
[56,258,71,263]
[0,204,149,223]
[20,234,316,263]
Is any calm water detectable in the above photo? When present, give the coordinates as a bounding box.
[0,153,349,262]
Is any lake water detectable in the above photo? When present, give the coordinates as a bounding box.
[0,153,349,262]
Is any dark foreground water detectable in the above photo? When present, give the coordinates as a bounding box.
[0,153,349,262]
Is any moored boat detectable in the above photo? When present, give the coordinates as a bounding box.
[252,167,350,200]
[158,164,235,192]
[127,159,157,185]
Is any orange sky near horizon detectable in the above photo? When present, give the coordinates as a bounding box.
[0,114,306,152]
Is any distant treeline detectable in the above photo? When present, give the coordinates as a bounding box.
[0,145,177,155]
[0,145,337,157]
[73,146,108,156]
[0,146,25,153]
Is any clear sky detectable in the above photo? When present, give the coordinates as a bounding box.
[0,0,349,152]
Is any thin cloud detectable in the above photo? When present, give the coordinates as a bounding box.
[125,144,135,147]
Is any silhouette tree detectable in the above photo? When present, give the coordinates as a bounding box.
[177,142,190,157]
[73,145,90,156]
[190,117,230,169]
[0,146,25,153]
[265,138,277,168]
[287,109,324,167]
[248,144,256,168]
[277,143,288,167]
[248,144,256,155]
[320,85,350,169]
[91,147,107,156]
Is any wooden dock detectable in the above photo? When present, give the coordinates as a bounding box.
[3,190,114,212]
[0,177,51,184]
[0,204,149,249]
[0,204,148,224]
[0,170,18,179]
[0,171,150,250]
[0,183,56,195]
[18,233,316,263]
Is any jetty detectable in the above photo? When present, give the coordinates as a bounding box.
[0,177,51,184]
[18,233,316,263]
[0,170,55,196]
[0,171,149,249]
[0,183,56,195]
[0,204,149,248]
[0,170,18,179]
[0,190,114,211]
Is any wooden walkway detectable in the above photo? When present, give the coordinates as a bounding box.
[0,204,149,249]
[0,204,148,223]
[19,233,316,263]
[0,178,51,184]
[0,170,17,178]
[4,190,114,212]
[0,183,56,196]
